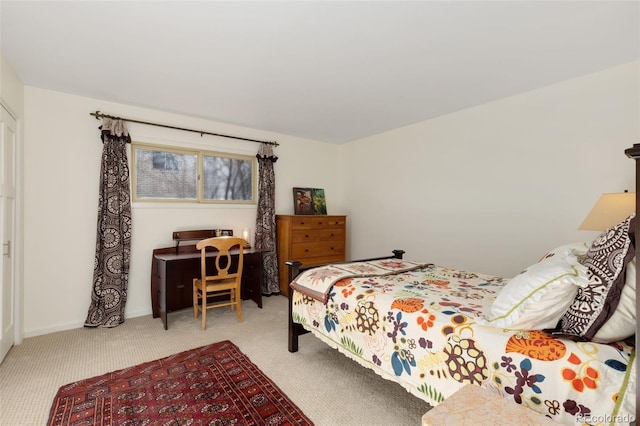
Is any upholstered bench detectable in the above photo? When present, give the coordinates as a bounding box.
[421,384,559,425]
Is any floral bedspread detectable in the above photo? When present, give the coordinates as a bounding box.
[290,259,430,303]
[291,263,636,425]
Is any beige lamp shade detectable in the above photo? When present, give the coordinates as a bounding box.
[578,192,635,231]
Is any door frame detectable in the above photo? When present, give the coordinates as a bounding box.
[0,101,23,362]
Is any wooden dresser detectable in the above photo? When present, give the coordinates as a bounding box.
[276,215,346,296]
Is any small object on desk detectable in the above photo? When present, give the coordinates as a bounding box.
[243,228,251,248]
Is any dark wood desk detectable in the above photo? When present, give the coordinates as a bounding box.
[151,245,263,329]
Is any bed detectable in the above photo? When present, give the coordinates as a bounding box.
[285,146,640,426]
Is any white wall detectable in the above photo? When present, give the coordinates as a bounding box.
[341,62,639,277]
[1,52,24,116]
[22,87,341,336]
[20,61,640,337]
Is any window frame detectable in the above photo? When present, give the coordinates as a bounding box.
[131,142,257,204]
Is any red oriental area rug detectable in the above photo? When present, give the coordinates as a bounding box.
[48,341,313,426]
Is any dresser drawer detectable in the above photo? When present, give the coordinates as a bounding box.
[318,228,344,240]
[291,240,345,259]
[290,216,345,229]
[291,227,345,243]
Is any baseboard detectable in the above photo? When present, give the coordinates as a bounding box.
[23,308,152,338]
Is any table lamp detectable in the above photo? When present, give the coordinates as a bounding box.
[578,191,635,231]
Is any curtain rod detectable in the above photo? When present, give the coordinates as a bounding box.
[89,111,279,146]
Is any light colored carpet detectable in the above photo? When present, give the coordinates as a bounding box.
[0,295,430,425]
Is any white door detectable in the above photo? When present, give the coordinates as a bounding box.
[0,105,17,363]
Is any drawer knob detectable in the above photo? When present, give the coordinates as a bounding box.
[305,234,309,238]
[305,249,309,252]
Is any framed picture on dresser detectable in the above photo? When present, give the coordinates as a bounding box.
[292,187,313,215]
[312,188,327,215]
[292,187,328,215]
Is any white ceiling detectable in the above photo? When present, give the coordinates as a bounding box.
[1,1,638,144]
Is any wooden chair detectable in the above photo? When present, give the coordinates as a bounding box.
[193,236,246,330]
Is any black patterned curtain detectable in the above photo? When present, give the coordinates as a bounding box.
[85,118,132,328]
[254,143,279,294]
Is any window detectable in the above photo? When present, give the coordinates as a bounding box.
[132,143,256,203]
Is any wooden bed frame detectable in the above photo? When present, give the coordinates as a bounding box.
[287,143,640,360]
[624,143,639,359]
[286,249,405,352]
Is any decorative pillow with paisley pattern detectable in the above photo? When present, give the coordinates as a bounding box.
[592,257,636,342]
[557,213,635,341]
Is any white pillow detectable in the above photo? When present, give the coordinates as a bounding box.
[479,250,589,330]
[538,241,591,262]
[592,258,636,343]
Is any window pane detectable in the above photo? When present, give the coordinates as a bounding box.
[152,152,178,170]
[202,155,253,201]
[135,148,197,199]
